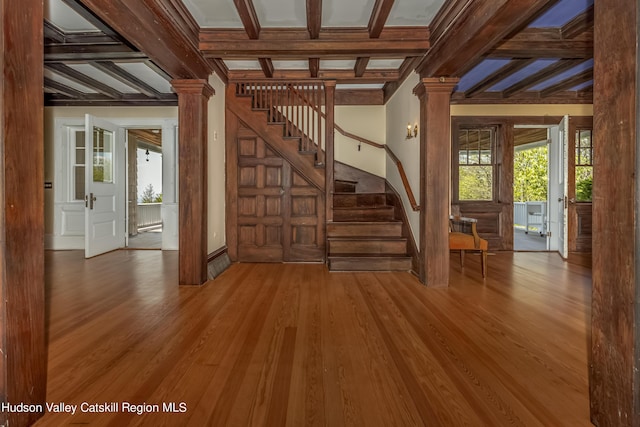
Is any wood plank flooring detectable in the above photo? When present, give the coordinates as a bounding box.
[35,250,592,426]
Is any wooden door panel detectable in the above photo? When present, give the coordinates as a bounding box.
[574,203,592,252]
[288,171,324,261]
[234,125,324,262]
[237,134,285,262]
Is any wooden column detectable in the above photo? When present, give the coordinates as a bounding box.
[414,78,459,287]
[324,80,336,223]
[0,1,47,425]
[172,79,214,286]
[590,0,640,425]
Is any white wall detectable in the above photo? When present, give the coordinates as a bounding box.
[384,72,421,244]
[207,73,226,253]
[335,105,386,177]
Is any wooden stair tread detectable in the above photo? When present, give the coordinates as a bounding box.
[328,253,410,258]
[333,205,393,210]
[328,236,407,241]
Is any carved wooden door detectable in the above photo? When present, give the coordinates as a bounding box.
[235,127,324,262]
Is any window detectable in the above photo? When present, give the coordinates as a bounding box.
[457,128,495,201]
[575,129,593,202]
[70,127,86,201]
[92,126,114,183]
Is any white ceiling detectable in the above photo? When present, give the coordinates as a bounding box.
[183,0,444,28]
[45,0,98,32]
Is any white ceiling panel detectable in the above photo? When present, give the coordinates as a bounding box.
[254,0,307,27]
[367,59,406,69]
[321,60,357,70]
[45,0,99,32]
[182,0,243,28]
[225,60,263,70]
[272,60,309,70]
[322,0,376,27]
[116,63,173,93]
[44,68,98,93]
[386,0,445,26]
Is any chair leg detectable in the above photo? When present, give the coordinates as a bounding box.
[460,250,465,267]
[481,250,487,278]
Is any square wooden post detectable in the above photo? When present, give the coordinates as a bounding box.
[414,77,458,287]
[1,1,47,425]
[590,0,640,425]
[172,79,214,286]
[324,80,336,224]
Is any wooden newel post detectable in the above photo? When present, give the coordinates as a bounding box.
[172,79,215,286]
[324,80,336,223]
[414,77,459,287]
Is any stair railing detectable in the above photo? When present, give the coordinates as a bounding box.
[287,86,420,212]
[236,81,325,165]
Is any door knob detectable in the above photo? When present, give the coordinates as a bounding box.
[89,193,97,209]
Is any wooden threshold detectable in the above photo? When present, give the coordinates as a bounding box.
[36,250,591,426]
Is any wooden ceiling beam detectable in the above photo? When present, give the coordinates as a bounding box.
[233,0,261,39]
[201,27,428,42]
[416,0,556,77]
[306,0,322,39]
[44,21,65,43]
[354,58,370,77]
[561,5,594,39]
[465,58,535,98]
[44,77,86,99]
[209,59,229,84]
[227,68,398,83]
[502,58,588,98]
[77,0,211,79]
[368,0,395,38]
[540,69,593,97]
[258,58,274,78]
[200,38,428,59]
[46,62,123,98]
[45,93,177,107]
[490,28,592,58]
[91,61,164,98]
[45,46,146,63]
[450,90,592,104]
[309,58,320,78]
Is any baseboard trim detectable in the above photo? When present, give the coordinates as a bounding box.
[207,245,231,280]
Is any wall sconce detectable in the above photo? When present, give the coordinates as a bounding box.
[406,123,418,139]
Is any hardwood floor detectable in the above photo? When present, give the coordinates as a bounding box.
[35,250,592,426]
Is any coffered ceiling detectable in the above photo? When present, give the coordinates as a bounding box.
[42,0,594,106]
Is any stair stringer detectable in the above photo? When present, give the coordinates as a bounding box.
[226,87,325,191]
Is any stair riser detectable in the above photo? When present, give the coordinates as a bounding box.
[333,194,386,208]
[333,208,395,222]
[329,240,407,255]
[328,257,412,271]
[327,223,402,238]
[334,182,357,193]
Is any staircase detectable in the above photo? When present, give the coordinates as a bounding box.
[328,180,412,271]
[228,81,414,272]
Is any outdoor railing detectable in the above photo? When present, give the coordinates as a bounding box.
[137,203,162,228]
[514,201,547,234]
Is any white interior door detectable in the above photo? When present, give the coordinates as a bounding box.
[85,114,125,258]
[548,116,569,257]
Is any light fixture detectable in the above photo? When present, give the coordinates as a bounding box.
[145,149,150,162]
[406,122,418,139]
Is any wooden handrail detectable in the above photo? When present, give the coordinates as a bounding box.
[289,85,419,211]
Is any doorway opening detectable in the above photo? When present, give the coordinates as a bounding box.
[513,127,549,251]
[127,129,163,249]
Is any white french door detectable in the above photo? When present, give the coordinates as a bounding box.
[548,115,569,258]
[85,114,125,258]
